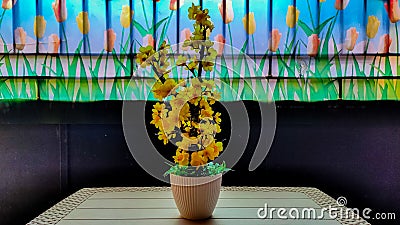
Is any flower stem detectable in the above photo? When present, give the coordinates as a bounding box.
[395,23,399,74]
[344,51,349,76]
[141,0,150,30]
[362,39,370,72]
[228,23,234,58]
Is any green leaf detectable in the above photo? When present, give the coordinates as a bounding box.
[298,20,314,37]
[315,16,335,34]
[132,20,149,37]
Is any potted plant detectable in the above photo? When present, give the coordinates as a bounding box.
[137,3,230,220]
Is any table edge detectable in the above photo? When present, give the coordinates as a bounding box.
[27,186,371,225]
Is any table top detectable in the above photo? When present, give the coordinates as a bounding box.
[28,187,370,225]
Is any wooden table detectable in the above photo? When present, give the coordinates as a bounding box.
[28,187,370,225]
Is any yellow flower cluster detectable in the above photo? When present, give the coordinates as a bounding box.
[150,77,224,167]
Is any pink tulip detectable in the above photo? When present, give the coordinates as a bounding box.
[269,29,282,52]
[1,0,16,10]
[48,34,60,53]
[14,27,26,51]
[180,28,191,50]
[104,29,116,52]
[384,0,400,23]
[52,0,67,23]
[170,0,184,10]
[378,34,392,54]
[218,0,234,24]
[214,34,226,56]
[143,34,154,48]
[335,0,349,10]
[307,34,320,57]
[344,27,358,51]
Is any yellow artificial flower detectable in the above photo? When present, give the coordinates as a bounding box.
[150,103,165,129]
[177,133,199,151]
[242,12,256,35]
[204,141,223,160]
[34,16,47,38]
[158,130,169,145]
[173,149,189,166]
[286,6,300,28]
[179,103,191,122]
[190,151,207,166]
[120,5,134,28]
[152,79,177,101]
[214,112,222,124]
[366,16,380,39]
[76,11,90,34]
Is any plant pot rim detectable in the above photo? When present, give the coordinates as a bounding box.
[170,173,222,186]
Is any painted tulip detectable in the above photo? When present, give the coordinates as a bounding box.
[366,16,380,39]
[214,34,225,55]
[34,16,47,39]
[76,12,90,34]
[307,34,320,57]
[143,34,154,48]
[384,0,400,23]
[180,28,191,50]
[242,12,256,35]
[48,34,60,53]
[320,0,326,2]
[344,27,358,51]
[120,5,134,28]
[378,34,392,54]
[14,27,26,51]
[218,0,234,24]
[335,0,350,10]
[2,0,16,9]
[170,0,184,10]
[269,29,282,52]
[286,6,300,28]
[104,29,116,52]
[52,0,67,23]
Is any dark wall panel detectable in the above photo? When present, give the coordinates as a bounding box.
[0,124,62,225]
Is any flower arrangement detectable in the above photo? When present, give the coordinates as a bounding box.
[136,3,230,176]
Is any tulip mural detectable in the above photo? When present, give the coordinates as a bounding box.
[0,0,400,102]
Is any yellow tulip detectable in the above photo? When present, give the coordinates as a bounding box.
[34,16,47,38]
[76,12,90,34]
[14,27,26,51]
[286,6,300,28]
[2,0,17,9]
[120,5,134,28]
[366,16,380,39]
[242,12,256,35]
[320,0,326,2]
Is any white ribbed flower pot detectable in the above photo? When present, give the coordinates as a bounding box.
[170,173,222,220]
